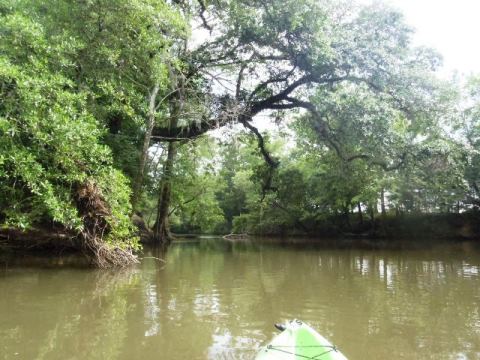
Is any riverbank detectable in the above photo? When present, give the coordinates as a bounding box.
[0,226,138,268]
[2,212,479,267]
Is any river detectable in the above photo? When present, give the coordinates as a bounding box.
[1,238,479,359]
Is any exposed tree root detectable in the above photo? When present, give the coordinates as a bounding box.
[2,181,140,268]
[75,180,138,268]
[81,237,138,268]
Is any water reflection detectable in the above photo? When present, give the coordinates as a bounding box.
[144,284,160,337]
[0,239,479,359]
[0,267,141,359]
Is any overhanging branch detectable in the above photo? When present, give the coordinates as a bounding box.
[197,0,212,31]
[240,118,279,169]
[283,96,407,172]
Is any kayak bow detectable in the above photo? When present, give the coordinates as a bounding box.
[255,320,348,360]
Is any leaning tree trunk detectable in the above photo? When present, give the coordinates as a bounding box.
[153,141,177,245]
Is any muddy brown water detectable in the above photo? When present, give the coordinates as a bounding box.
[1,238,479,359]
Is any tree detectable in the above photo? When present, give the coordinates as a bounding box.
[462,76,480,208]
[0,6,133,265]
[0,0,186,264]
[140,0,448,240]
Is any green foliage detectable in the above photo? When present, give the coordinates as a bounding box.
[0,13,104,230]
[2,0,480,246]
[169,141,225,234]
[140,138,226,234]
[462,76,480,207]
[0,0,187,249]
[97,169,139,249]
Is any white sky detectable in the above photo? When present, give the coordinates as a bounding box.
[374,0,480,76]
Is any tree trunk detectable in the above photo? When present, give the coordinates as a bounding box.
[151,62,184,246]
[131,85,160,213]
[132,85,160,213]
[357,202,363,225]
[343,203,351,229]
[153,141,177,245]
[369,204,376,232]
[380,188,386,216]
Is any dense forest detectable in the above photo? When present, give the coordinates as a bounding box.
[1,0,479,267]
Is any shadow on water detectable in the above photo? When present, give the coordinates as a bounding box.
[0,266,143,359]
[0,250,90,269]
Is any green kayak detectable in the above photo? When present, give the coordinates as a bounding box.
[255,320,348,360]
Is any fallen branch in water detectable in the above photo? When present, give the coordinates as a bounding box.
[141,256,166,263]
[223,233,249,240]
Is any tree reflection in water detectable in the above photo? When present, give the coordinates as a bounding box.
[0,239,479,359]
